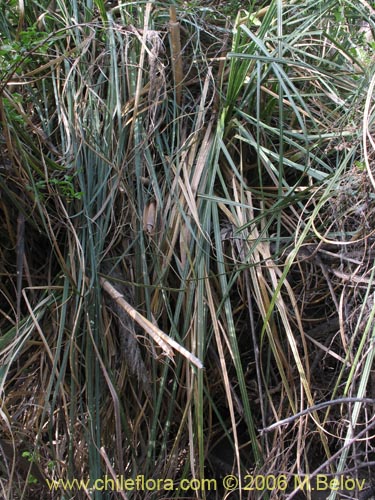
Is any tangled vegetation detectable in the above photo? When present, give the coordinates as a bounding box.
[1,0,375,498]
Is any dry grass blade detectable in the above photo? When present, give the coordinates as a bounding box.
[169,6,183,107]
[363,72,375,190]
[1,1,375,497]
[99,447,128,500]
[100,277,204,370]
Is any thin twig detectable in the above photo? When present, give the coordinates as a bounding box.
[262,398,375,433]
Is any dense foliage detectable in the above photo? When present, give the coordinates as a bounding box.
[1,0,375,498]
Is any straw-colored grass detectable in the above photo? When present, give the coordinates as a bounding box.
[0,1,375,499]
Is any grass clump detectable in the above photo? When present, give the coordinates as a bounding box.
[0,0,375,499]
